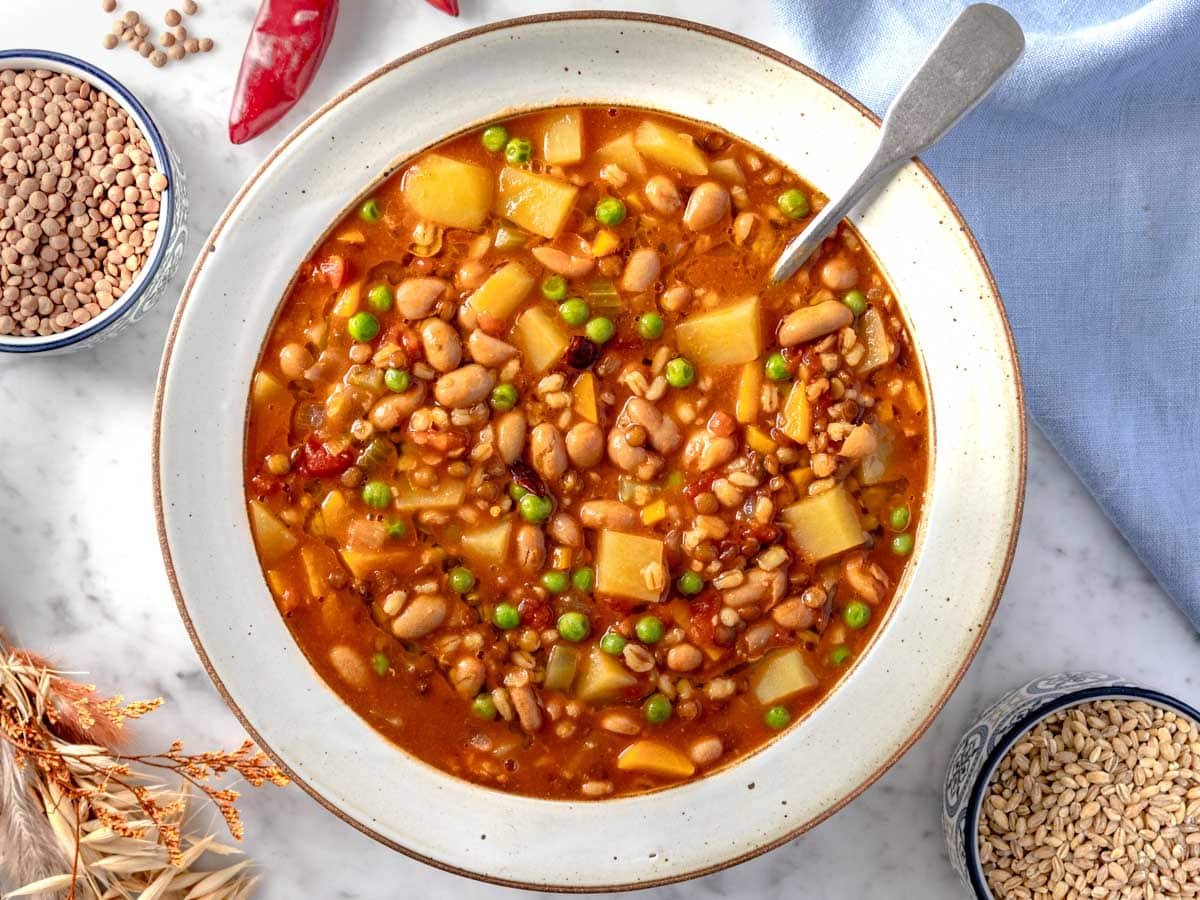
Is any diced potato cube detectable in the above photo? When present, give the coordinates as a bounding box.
[674,296,762,368]
[779,487,866,562]
[573,372,599,424]
[460,517,512,564]
[709,157,746,185]
[593,131,646,178]
[495,167,579,239]
[513,306,570,373]
[856,307,896,375]
[544,644,580,692]
[338,549,415,580]
[392,477,466,513]
[252,372,288,410]
[858,424,896,486]
[749,648,819,706]
[616,740,696,779]
[248,500,298,564]
[467,261,535,321]
[595,530,666,604]
[402,153,494,229]
[574,646,638,703]
[735,360,762,423]
[301,543,343,598]
[634,120,708,176]
[778,379,812,444]
[543,109,583,166]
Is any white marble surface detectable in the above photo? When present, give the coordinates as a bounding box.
[3,2,1198,897]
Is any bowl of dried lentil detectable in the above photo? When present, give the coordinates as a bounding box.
[0,49,187,354]
[944,672,1200,899]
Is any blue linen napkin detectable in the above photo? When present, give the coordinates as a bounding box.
[771,0,1200,630]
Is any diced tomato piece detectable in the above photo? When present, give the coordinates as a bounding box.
[313,254,348,289]
[518,597,551,630]
[686,592,722,648]
[682,471,718,499]
[297,436,354,477]
[249,473,283,497]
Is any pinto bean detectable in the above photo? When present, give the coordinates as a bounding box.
[742,621,776,656]
[666,643,703,672]
[844,553,890,604]
[548,512,584,548]
[394,277,448,319]
[607,427,651,473]
[467,330,518,367]
[618,248,661,293]
[434,364,495,408]
[771,598,816,630]
[420,318,462,373]
[531,245,594,278]
[622,397,681,453]
[689,736,724,766]
[328,646,370,690]
[819,256,859,290]
[369,382,426,431]
[391,594,447,640]
[600,711,641,735]
[494,410,527,464]
[644,175,682,215]
[722,567,786,609]
[565,422,604,468]
[530,423,568,480]
[450,656,485,699]
[661,284,692,312]
[682,181,730,231]
[777,300,854,347]
[683,429,737,472]
[839,423,877,459]
[515,524,546,571]
[579,500,638,530]
[279,342,313,380]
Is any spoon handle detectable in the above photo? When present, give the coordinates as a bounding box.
[770,4,1024,283]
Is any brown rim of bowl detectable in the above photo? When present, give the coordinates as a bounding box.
[152,11,1028,892]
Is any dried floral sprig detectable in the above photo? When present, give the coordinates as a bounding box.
[0,636,288,899]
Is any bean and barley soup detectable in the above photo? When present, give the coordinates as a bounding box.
[245,107,928,799]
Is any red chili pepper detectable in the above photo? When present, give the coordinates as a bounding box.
[297,436,354,477]
[423,0,459,15]
[229,0,340,145]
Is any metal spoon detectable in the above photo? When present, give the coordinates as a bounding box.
[769,3,1024,284]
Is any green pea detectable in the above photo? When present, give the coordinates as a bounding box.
[518,493,552,524]
[643,693,672,724]
[843,289,868,317]
[541,570,569,594]
[371,652,389,677]
[843,600,871,629]
[599,632,626,656]
[584,316,615,344]
[764,705,791,730]
[635,615,664,644]
[764,351,791,382]
[384,368,410,393]
[508,482,529,501]
[361,480,391,509]
[386,519,408,540]
[557,611,590,642]
[448,566,475,594]
[504,137,532,165]
[777,188,811,220]
[481,125,508,153]
[571,566,595,593]
[677,571,703,596]
[490,383,518,411]
[665,357,695,388]
[891,533,915,556]
[637,312,664,340]
[471,693,498,720]
[542,275,568,301]
[493,603,521,630]
[366,283,394,312]
[347,311,380,343]
[828,645,852,667]
[889,505,911,531]
[559,298,590,326]
[358,198,382,223]
[594,197,626,226]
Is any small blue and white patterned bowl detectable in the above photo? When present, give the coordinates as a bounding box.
[943,672,1200,897]
[0,49,188,355]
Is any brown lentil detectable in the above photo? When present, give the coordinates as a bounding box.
[0,69,166,338]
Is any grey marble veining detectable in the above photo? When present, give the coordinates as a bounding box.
[3,2,1197,898]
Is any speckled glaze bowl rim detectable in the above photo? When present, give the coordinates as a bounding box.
[0,49,177,354]
[963,684,1200,898]
[154,12,1027,891]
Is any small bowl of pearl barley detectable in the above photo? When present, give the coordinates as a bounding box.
[944,673,1200,899]
[0,50,187,355]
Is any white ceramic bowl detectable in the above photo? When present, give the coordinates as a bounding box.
[155,13,1025,890]
[0,50,188,355]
